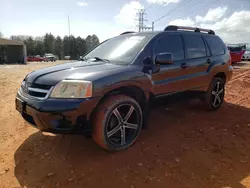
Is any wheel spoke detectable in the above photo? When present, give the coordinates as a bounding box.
[124,106,134,122]
[217,96,221,104]
[218,89,224,95]
[124,122,138,130]
[107,125,121,138]
[113,108,123,123]
[212,91,216,95]
[216,82,220,92]
[121,127,126,145]
[213,96,218,106]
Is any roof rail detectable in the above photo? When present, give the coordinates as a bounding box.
[120,31,136,35]
[164,25,215,35]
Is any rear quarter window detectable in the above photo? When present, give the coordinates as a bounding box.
[205,35,225,56]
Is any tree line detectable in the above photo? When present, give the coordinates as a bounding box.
[10,33,100,60]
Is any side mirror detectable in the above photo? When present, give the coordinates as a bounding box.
[155,53,173,65]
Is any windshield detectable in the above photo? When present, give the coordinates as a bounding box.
[84,34,153,65]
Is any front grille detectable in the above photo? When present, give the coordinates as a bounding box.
[28,91,48,98]
[21,81,53,100]
[30,83,52,90]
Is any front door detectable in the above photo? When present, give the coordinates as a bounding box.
[151,34,187,96]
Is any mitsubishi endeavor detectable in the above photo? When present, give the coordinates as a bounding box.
[16,25,233,151]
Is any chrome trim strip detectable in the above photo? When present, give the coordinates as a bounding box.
[28,87,49,93]
[19,87,54,101]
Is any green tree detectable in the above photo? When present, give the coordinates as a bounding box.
[55,36,63,59]
[85,35,92,51]
[63,36,70,57]
[44,33,55,54]
[10,35,30,41]
[85,35,100,51]
[34,40,45,56]
[69,35,77,59]
[24,37,35,55]
[8,33,100,60]
[91,34,100,48]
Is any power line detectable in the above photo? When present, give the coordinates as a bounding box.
[153,0,221,27]
[144,4,153,11]
[153,0,201,23]
[179,0,223,18]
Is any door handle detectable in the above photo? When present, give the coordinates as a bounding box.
[206,58,212,64]
[180,63,189,69]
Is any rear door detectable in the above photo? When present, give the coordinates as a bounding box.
[204,35,228,84]
[151,33,187,95]
[181,34,210,91]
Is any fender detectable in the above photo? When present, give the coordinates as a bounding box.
[101,79,151,101]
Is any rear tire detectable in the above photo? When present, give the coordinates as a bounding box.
[203,77,225,110]
[92,95,143,152]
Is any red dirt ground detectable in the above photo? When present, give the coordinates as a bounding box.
[0,62,250,188]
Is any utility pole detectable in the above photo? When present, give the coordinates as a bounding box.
[68,15,71,36]
[136,9,153,32]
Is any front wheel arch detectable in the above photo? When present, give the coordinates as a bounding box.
[89,85,150,128]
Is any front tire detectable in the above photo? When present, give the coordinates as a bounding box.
[204,77,225,110]
[92,95,143,152]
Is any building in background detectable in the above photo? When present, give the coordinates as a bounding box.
[0,38,26,64]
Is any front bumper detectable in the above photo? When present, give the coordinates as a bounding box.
[16,91,100,134]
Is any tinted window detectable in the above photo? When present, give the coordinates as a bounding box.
[205,36,225,55]
[184,35,206,59]
[154,35,184,61]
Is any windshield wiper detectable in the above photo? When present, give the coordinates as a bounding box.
[82,57,110,64]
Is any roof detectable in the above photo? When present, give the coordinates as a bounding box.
[0,38,24,46]
[122,30,217,37]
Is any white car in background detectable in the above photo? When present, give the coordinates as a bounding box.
[242,46,250,61]
[44,53,57,62]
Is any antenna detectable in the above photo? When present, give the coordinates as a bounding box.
[68,15,71,36]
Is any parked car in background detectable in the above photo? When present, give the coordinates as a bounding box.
[16,25,233,151]
[227,44,245,64]
[27,55,44,62]
[241,46,250,61]
[64,56,71,60]
[79,56,84,61]
[44,53,57,62]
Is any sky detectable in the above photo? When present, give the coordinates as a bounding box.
[0,0,250,43]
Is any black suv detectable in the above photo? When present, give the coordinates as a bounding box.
[16,25,233,151]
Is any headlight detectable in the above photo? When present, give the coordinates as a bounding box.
[50,80,92,98]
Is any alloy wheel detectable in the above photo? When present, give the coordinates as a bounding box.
[106,104,140,146]
[211,82,224,107]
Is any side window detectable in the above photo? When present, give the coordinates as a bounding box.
[184,35,206,59]
[205,36,225,55]
[154,35,184,61]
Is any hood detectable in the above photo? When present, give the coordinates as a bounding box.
[25,61,126,85]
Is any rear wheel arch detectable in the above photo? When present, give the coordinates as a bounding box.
[213,72,226,83]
